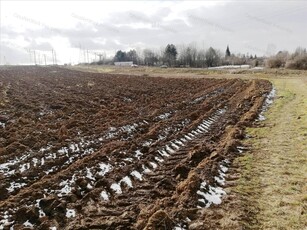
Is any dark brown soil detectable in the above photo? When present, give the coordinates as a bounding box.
[0,66,271,229]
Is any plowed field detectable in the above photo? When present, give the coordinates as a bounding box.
[0,66,272,229]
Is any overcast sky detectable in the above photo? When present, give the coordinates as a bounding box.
[1,0,306,65]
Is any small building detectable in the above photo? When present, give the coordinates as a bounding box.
[114,61,133,66]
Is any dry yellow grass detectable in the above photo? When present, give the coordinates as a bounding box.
[235,76,307,229]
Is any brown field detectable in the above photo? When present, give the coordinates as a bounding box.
[0,66,273,229]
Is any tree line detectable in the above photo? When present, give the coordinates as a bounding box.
[94,43,260,67]
[93,44,307,70]
[266,47,307,70]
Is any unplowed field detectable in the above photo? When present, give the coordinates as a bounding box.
[0,66,272,229]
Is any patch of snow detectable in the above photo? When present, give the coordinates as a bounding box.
[214,175,225,185]
[197,185,226,208]
[66,209,76,218]
[98,163,112,176]
[130,170,143,181]
[23,220,34,228]
[58,174,76,196]
[19,163,28,173]
[123,158,134,162]
[86,168,95,181]
[220,165,228,173]
[198,126,206,132]
[251,66,264,70]
[39,145,51,153]
[0,162,15,174]
[120,123,138,133]
[174,226,187,230]
[157,112,171,120]
[158,149,170,157]
[174,139,184,146]
[203,120,211,126]
[100,191,109,201]
[58,147,69,155]
[171,142,180,150]
[32,158,38,167]
[193,96,206,103]
[191,131,198,135]
[0,211,13,229]
[208,65,250,70]
[155,156,164,163]
[199,160,229,207]
[7,182,27,193]
[110,183,122,194]
[87,183,93,190]
[142,140,152,147]
[142,165,152,173]
[120,176,133,187]
[134,150,143,159]
[150,161,159,170]
[35,199,46,217]
[258,114,266,121]
[257,87,276,121]
[180,137,187,142]
[165,145,175,154]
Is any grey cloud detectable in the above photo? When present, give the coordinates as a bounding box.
[1,1,307,64]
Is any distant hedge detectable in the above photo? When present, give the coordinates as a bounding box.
[286,55,307,70]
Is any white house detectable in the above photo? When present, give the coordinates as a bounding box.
[114,61,133,66]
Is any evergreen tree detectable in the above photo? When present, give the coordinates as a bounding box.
[225,45,231,57]
[164,44,177,67]
[114,50,127,62]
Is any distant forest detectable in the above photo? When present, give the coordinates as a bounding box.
[92,44,307,70]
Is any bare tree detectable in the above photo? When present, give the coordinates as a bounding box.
[143,49,158,66]
[205,47,221,67]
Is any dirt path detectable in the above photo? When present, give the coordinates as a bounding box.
[199,76,307,230]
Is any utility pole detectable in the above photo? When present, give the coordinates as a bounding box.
[95,52,105,63]
[27,49,32,65]
[51,49,54,65]
[78,44,82,64]
[38,52,41,65]
[54,50,57,65]
[83,49,86,63]
[52,49,57,65]
[33,50,37,65]
[44,54,47,65]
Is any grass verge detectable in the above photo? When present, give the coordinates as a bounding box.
[233,77,307,229]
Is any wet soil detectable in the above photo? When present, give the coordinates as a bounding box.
[0,66,272,229]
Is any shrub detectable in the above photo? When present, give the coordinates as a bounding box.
[286,55,307,70]
[266,57,285,68]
